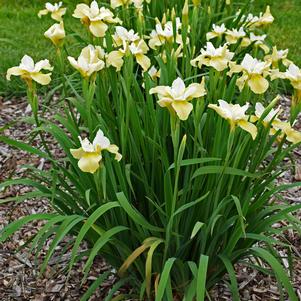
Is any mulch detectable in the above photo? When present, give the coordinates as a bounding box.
[0,95,300,300]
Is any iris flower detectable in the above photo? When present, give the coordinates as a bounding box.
[191,42,234,72]
[73,1,121,37]
[7,55,53,86]
[251,101,281,127]
[208,100,257,140]
[68,45,106,78]
[107,39,150,71]
[228,54,271,94]
[271,121,301,144]
[225,27,246,44]
[38,2,66,22]
[44,22,65,46]
[149,17,184,49]
[206,24,227,41]
[71,129,122,174]
[149,77,206,120]
[264,47,291,68]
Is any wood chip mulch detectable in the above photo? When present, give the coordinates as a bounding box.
[0,96,300,300]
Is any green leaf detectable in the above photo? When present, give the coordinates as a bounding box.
[251,247,298,301]
[155,258,176,301]
[80,271,110,301]
[82,226,129,282]
[191,221,204,239]
[192,166,259,179]
[0,214,56,243]
[117,192,164,233]
[197,255,209,301]
[219,255,240,301]
[68,202,120,276]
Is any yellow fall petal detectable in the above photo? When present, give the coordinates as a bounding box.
[6,67,24,80]
[70,147,85,159]
[171,101,193,121]
[248,74,269,94]
[107,144,122,161]
[38,9,48,18]
[30,73,52,85]
[285,128,301,144]
[237,119,258,140]
[136,54,151,71]
[107,50,125,71]
[89,21,108,37]
[78,153,102,174]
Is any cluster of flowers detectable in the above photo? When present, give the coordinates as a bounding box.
[6,1,301,174]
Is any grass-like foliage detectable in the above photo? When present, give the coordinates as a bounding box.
[1,0,301,300]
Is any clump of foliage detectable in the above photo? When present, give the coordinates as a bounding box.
[1,0,301,300]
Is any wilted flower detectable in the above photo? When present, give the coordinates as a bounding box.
[225,27,246,44]
[191,42,234,72]
[149,77,206,120]
[264,47,291,68]
[38,2,66,21]
[208,100,257,140]
[44,22,65,46]
[107,39,150,71]
[149,17,184,49]
[73,1,121,37]
[228,54,271,94]
[7,55,53,86]
[71,129,122,174]
[68,45,106,78]
[206,23,227,40]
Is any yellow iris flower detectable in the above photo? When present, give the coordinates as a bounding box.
[44,22,65,46]
[107,38,150,72]
[149,77,206,120]
[225,27,246,45]
[71,129,122,174]
[241,33,270,54]
[284,64,301,91]
[73,1,121,37]
[208,100,258,140]
[264,46,291,68]
[149,17,184,49]
[191,42,234,72]
[68,45,106,78]
[38,2,66,22]
[206,23,227,41]
[112,26,140,47]
[228,54,271,94]
[271,121,301,144]
[251,101,281,127]
[6,55,53,86]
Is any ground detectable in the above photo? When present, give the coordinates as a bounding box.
[0,0,301,300]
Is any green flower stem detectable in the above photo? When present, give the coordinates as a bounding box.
[26,84,52,158]
[83,76,96,133]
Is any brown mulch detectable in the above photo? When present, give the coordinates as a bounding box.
[0,96,301,300]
